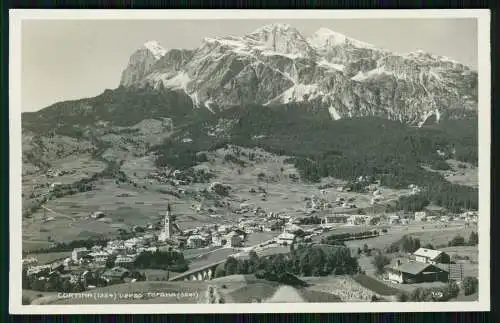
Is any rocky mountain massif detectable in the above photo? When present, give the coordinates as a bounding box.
[120,23,477,126]
[21,24,479,216]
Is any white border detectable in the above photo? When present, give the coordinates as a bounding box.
[9,9,491,314]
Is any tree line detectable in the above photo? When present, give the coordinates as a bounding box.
[214,244,360,281]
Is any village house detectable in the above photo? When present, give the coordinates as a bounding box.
[26,264,52,276]
[211,233,224,247]
[217,225,232,234]
[22,257,38,267]
[90,211,105,219]
[187,235,206,249]
[49,182,63,191]
[323,215,348,225]
[89,251,109,264]
[277,232,296,246]
[414,211,427,222]
[347,214,365,226]
[388,215,400,225]
[413,248,451,264]
[71,247,90,262]
[102,267,130,284]
[114,255,137,268]
[385,260,449,284]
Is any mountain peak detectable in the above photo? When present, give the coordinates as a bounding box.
[251,23,294,33]
[143,40,167,60]
[245,23,314,58]
[308,28,375,49]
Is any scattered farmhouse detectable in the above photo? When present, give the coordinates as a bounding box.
[90,211,106,219]
[413,248,451,265]
[385,260,449,284]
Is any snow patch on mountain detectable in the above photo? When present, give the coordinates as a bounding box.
[308,28,375,50]
[351,66,395,81]
[328,105,342,120]
[162,72,191,90]
[278,84,322,103]
[318,59,345,71]
[204,98,215,114]
[143,41,168,60]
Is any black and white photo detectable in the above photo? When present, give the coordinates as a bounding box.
[9,9,490,314]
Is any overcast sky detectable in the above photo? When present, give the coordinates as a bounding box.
[21,18,478,112]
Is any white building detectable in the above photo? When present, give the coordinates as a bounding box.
[414,211,427,222]
[22,257,38,266]
[217,225,231,234]
[114,255,137,267]
[389,215,400,225]
[27,265,52,276]
[89,251,109,263]
[212,233,223,247]
[413,248,450,264]
[158,207,174,242]
[187,235,206,249]
[277,232,296,246]
[71,247,90,262]
[347,215,366,225]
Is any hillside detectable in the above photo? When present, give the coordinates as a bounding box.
[20,23,478,253]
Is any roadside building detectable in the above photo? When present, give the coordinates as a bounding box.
[413,248,451,264]
[388,215,400,225]
[212,233,223,247]
[385,261,449,284]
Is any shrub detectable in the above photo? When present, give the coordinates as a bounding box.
[468,232,478,246]
[462,277,479,296]
[371,253,391,275]
[396,291,409,302]
[430,160,451,171]
[448,234,466,247]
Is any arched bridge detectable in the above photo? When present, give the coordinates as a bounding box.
[169,259,226,282]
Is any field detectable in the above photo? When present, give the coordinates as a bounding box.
[422,159,478,189]
[302,276,385,302]
[22,143,442,253]
[28,274,382,304]
[344,222,476,251]
[25,251,71,264]
[142,269,171,281]
[352,274,400,296]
